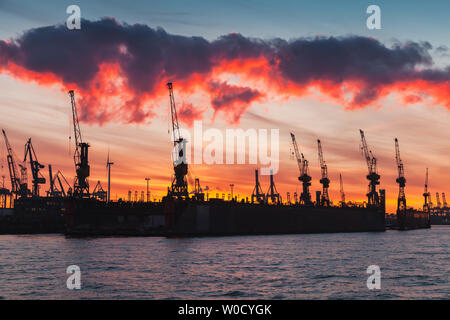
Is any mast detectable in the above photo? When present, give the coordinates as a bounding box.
[167,82,188,198]
[359,130,380,207]
[69,90,90,197]
[290,133,312,205]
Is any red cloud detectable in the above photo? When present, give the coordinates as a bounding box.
[0,18,449,126]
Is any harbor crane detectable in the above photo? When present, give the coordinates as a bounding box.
[436,192,441,208]
[317,139,330,206]
[442,192,447,208]
[24,138,46,197]
[395,138,406,213]
[359,130,380,207]
[339,173,345,207]
[47,165,61,197]
[423,168,431,212]
[2,129,28,198]
[167,82,188,198]
[290,133,312,205]
[106,151,114,203]
[48,164,55,196]
[69,90,90,197]
[251,169,265,203]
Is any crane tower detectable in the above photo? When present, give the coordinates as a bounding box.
[395,138,406,213]
[2,129,28,198]
[69,90,90,197]
[167,82,188,198]
[339,173,345,207]
[24,138,46,197]
[359,130,380,207]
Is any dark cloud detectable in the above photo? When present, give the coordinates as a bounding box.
[209,81,264,123]
[211,33,274,61]
[275,37,433,85]
[0,17,449,124]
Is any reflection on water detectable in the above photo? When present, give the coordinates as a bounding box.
[0,226,448,299]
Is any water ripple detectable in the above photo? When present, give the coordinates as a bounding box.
[0,226,449,299]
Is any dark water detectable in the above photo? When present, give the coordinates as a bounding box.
[0,226,448,299]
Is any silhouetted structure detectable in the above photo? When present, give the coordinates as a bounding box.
[69,90,90,197]
[360,130,380,207]
[166,83,188,199]
[317,139,330,206]
[251,169,265,203]
[290,133,312,205]
[266,170,280,204]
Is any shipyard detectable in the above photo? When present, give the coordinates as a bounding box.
[0,83,437,236]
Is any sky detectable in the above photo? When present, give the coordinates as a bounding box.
[0,0,449,212]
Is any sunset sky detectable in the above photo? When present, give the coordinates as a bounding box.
[0,0,449,212]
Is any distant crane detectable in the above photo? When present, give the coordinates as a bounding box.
[167,82,188,198]
[442,192,447,208]
[251,169,265,203]
[145,178,151,202]
[55,170,72,197]
[436,192,441,208]
[423,168,431,212]
[359,130,380,207]
[317,139,330,206]
[92,181,107,201]
[24,138,46,197]
[339,173,346,207]
[48,164,55,196]
[290,133,312,205]
[394,138,406,213]
[2,129,28,198]
[69,90,90,197]
[192,178,205,201]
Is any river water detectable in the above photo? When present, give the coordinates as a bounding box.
[0,226,448,299]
